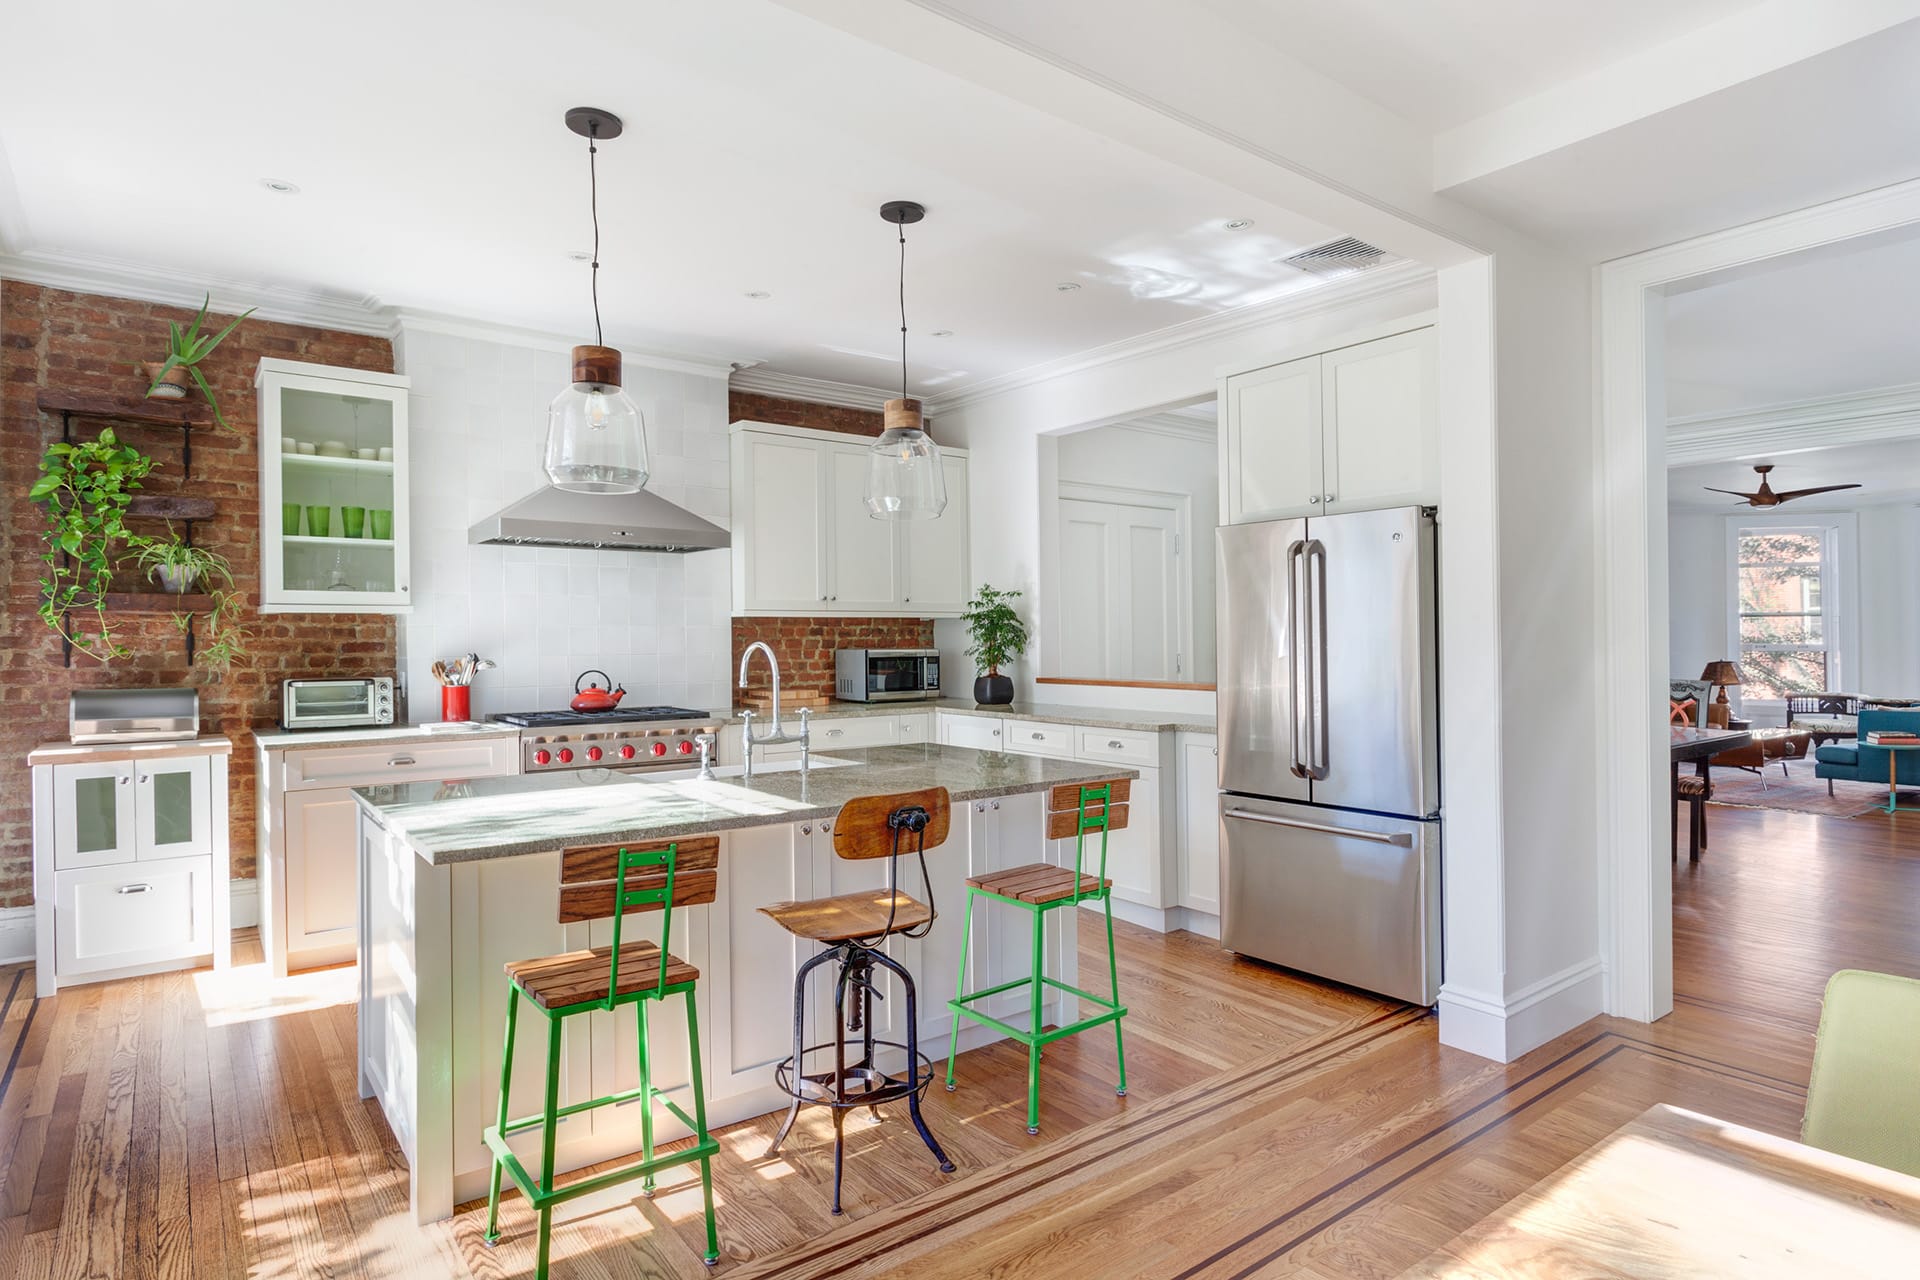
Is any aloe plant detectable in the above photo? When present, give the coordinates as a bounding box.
[143,294,254,428]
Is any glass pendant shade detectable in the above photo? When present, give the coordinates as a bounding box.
[544,344,650,494]
[866,397,947,520]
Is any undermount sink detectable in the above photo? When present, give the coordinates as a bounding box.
[639,756,854,782]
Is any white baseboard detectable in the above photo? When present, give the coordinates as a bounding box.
[1439,957,1607,1062]
[0,881,258,971]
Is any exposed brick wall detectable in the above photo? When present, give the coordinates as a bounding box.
[728,389,885,437]
[1,281,397,906]
[731,617,936,700]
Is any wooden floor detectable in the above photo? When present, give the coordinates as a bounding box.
[1,804,1914,1277]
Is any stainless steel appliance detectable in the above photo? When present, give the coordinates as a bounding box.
[834,648,941,702]
[491,706,724,773]
[280,677,395,730]
[69,687,199,743]
[1216,505,1441,1005]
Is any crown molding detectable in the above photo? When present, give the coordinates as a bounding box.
[391,310,739,379]
[923,259,1434,416]
[1665,382,1920,466]
[727,366,897,411]
[1106,412,1218,443]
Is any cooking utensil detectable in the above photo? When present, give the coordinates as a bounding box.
[431,660,449,686]
[570,669,626,712]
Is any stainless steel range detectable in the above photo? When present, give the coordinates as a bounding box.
[490,706,724,773]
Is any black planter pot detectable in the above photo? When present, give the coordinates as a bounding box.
[973,673,1014,705]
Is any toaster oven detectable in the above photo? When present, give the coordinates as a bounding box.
[280,677,395,730]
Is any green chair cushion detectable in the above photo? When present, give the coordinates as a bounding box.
[1802,969,1920,1178]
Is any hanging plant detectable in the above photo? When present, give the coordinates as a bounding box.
[30,429,155,662]
[134,527,250,672]
[140,293,254,429]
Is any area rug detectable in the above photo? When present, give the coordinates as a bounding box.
[1704,760,1896,818]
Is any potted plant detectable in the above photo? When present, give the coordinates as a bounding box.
[30,429,155,662]
[962,583,1029,705]
[140,293,254,428]
[131,528,230,594]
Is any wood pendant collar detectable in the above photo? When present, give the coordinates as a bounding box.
[883,397,926,433]
[571,344,622,392]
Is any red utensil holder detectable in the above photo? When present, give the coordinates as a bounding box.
[441,686,471,722]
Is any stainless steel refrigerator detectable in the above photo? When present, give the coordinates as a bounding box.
[1216,505,1440,1005]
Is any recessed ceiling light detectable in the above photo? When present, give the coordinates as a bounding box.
[744,290,772,300]
[260,179,301,195]
[1054,281,1082,292]
[1224,218,1254,230]
[566,250,592,261]
[930,329,954,337]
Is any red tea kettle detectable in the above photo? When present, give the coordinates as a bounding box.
[570,670,627,713]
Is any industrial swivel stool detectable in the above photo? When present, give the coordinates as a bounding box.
[945,780,1130,1134]
[759,787,956,1215]
[484,839,721,1276]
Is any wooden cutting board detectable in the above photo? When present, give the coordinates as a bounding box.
[739,686,831,711]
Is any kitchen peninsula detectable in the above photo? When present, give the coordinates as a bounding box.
[354,742,1135,1222]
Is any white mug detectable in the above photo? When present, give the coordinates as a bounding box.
[377,446,395,462]
[297,442,317,455]
[355,447,378,461]
[281,436,296,453]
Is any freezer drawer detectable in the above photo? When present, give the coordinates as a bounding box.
[1219,796,1439,1005]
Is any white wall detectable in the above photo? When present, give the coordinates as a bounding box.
[1666,513,1726,685]
[392,325,733,720]
[1051,422,1218,682]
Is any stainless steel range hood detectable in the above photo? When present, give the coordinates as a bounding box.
[468,485,729,553]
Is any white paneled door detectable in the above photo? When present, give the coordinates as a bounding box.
[1057,496,1181,681]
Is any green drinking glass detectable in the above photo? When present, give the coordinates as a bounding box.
[306,505,332,538]
[370,508,393,541]
[341,506,366,539]
[281,503,302,536]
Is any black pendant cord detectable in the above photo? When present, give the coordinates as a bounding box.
[897,223,908,400]
[588,125,604,347]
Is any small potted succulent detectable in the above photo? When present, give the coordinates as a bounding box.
[140,293,253,427]
[962,583,1029,706]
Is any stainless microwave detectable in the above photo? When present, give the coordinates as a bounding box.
[834,649,941,702]
[281,677,395,729]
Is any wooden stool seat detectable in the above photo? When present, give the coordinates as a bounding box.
[505,942,700,1011]
[760,890,932,943]
[967,862,1110,905]
[1676,775,1708,797]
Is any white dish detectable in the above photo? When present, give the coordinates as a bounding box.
[281,436,296,453]
[318,441,350,458]
[355,447,378,461]
[296,442,317,455]
[377,446,395,462]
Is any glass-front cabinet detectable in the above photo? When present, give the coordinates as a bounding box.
[256,358,412,612]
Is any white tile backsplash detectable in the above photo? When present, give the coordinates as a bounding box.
[393,326,732,720]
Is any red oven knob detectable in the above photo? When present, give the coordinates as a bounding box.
[534,749,551,766]
[557,748,574,764]
[619,744,636,760]
[651,741,667,757]
[677,739,695,754]
[586,746,603,762]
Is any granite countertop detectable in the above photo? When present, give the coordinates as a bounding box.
[725,698,1216,735]
[253,722,524,751]
[28,735,233,767]
[353,743,1138,865]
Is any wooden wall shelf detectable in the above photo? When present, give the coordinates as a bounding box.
[103,592,213,614]
[124,496,216,521]
[37,390,213,428]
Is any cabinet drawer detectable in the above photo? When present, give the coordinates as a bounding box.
[940,714,1005,751]
[283,736,516,789]
[1075,727,1160,766]
[811,717,898,750]
[1005,720,1074,758]
[896,713,931,744]
[55,855,213,977]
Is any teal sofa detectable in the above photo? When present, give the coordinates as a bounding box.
[1814,709,1920,794]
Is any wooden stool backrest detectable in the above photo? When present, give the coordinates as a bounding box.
[832,787,951,861]
[556,836,719,1003]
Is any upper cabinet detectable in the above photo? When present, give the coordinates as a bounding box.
[1222,324,1436,524]
[256,359,413,613]
[730,421,970,617]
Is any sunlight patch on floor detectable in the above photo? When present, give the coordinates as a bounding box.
[193,959,358,1027]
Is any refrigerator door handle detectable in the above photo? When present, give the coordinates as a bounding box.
[1286,539,1308,779]
[1223,807,1414,847]
[1305,538,1330,780]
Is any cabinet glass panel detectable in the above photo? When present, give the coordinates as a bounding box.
[73,776,120,854]
[276,387,397,595]
[151,769,196,847]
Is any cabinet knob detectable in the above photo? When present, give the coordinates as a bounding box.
[830,595,837,601]
[990,800,1000,811]
[119,776,130,786]
[1032,731,1044,740]
[991,729,1000,737]
[821,822,832,833]
[1308,496,1320,504]
[801,824,813,835]
[1109,739,1125,750]
[1324,493,1335,502]
[975,803,985,813]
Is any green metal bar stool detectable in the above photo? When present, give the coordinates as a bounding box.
[945,780,1130,1134]
[483,837,722,1276]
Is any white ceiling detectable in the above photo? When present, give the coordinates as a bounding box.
[1192,0,1757,129]
[1663,225,1920,419]
[1669,439,1920,512]
[0,0,1362,395]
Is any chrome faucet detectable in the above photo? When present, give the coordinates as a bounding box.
[738,641,809,777]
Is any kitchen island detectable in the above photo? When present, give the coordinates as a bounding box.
[353,743,1136,1222]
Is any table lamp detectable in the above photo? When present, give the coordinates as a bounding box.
[1700,660,1743,727]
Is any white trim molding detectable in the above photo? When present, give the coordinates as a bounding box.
[1438,959,1608,1063]
[1666,382,1920,466]
[1596,175,1920,1026]
[726,366,897,411]
[0,905,32,965]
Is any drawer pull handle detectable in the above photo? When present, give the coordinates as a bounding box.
[116,883,154,895]
[1032,732,1045,740]
[388,755,416,767]
[1223,808,1413,846]
[1109,739,1125,750]
[991,729,1000,737]
[826,729,843,737]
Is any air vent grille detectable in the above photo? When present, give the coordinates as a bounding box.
[1280,237,1387,277]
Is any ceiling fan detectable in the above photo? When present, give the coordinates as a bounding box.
[1704,464,1861,508]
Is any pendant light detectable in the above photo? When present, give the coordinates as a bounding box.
[866,200,948,520]
[543,107,650,494]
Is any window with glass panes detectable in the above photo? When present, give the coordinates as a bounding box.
[1735,526,1830,699]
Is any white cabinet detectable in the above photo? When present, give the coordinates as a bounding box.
[256,359,414,613]
[1222,325,1435,523]
[730,421,970,617]
[283,790,362,963]
[1176,733,1220,920]
[31,740,232,997]
[1091,763,1162,906]
[938,712,1004,751]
